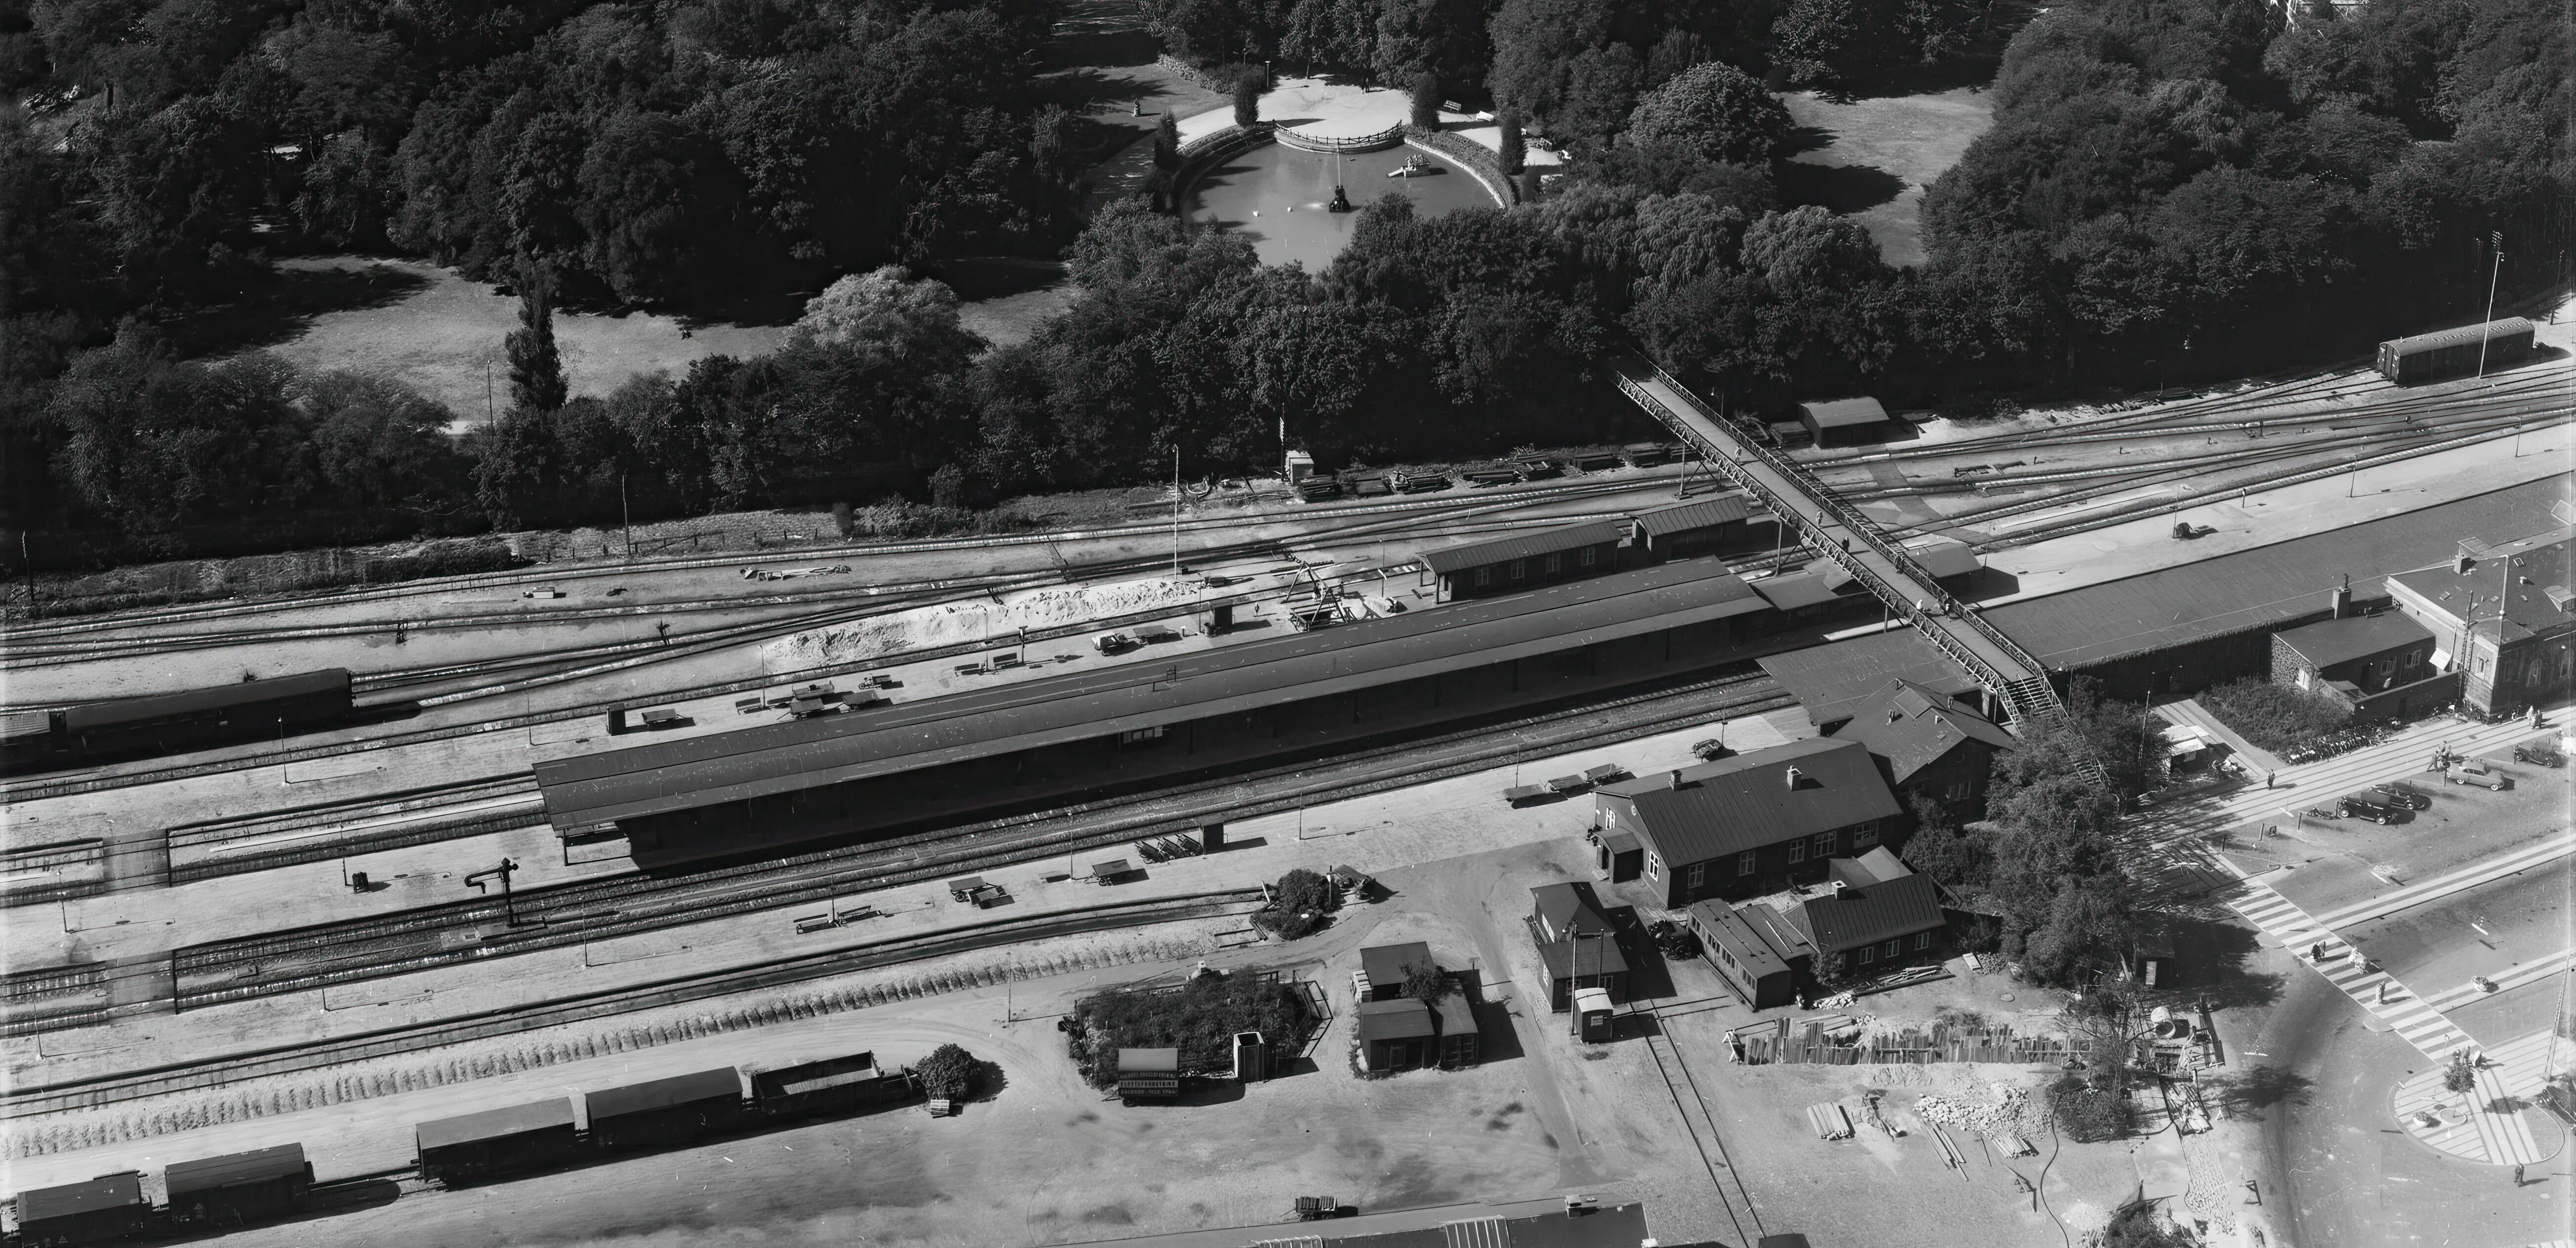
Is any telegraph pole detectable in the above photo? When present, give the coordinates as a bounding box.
[2476,232,2504,381]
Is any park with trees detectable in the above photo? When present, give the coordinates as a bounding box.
[1,0,2566,570]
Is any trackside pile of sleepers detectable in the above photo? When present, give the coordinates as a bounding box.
[5,1053,914,1245]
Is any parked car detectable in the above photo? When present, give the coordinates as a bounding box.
[2371,781,2432,809]
[2514,742,2565,768]
[2444,760,2510,790]
[2338,794,2407,824]
[1647,919,1700,960]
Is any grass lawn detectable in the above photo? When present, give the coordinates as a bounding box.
[1779,86,1998,268]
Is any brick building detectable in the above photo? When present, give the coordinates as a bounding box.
[2384,534,2575,715]
[1591,737,1904,908]
[1832,678,2015,820]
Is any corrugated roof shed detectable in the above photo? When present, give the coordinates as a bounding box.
[1600,738,1901,865]
[1798,398,1890,428]
[1834,678,2015,786]
[1834,846,1913,887]
[166,1144,306,1195]
[1418,520,1629,576]
[62,668,349,731]
[1798,871,1942,955]
[2382,317,2535,353]
[586,1068,741,1120]
[1986,478,2570,670]
[1360,942,1434,987]
[1434,993,1479,1037]
[415,1099,576,1151]
[1632,495,1754,538]
[17,1173,144,1222]
[537,560,1764,830]
[1737,901,1814,961]
[2274,613,2435,669]
[1355,998,1437,1042]
[1758,631,1980,728]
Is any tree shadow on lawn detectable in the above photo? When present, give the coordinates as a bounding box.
[163,260,432,359]
[1777,161,1909,215]
[1040,27,1161,72]
[1781,125,1837,159]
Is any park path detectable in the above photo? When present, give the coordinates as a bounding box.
[1038,0,1223,214]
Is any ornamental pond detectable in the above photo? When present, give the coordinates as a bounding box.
[1183,141,1503,271]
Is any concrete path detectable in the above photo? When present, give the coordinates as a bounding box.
[2392,1028,2567,1168]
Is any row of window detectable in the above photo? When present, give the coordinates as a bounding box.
[1674,820,1881,889]
[1469,546,1601,587]
[1854,932,1933,964]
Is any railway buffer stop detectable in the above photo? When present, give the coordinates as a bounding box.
[14,1172,149,1243]
[415,1099,582,1184]
[165,1144,313,1226]
[585,1068,746,1153]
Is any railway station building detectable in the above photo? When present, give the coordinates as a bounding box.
[1691,848,1946,1008]
[1833,679,2015,818]
[2385,533,2574,716]
[1795,397,1893,447]
[537,560,1773,869]
[1529,882,1630,1010]
[1591,737,1905,909]
[2269,610,2450,722]
[1629,494,1760,559]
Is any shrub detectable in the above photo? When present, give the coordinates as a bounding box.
[2443,1049,2477,1095]
[1066,974,1315,1087]
[2196,678,2354,753]
[1403,957,1447,1004]
[1497,110,1525,174]
[1410,73,1442,129]
[1234,69,1266,127]
[1253,868,1334,939]
[916,1042,979,1099]
[2049,1073,2133,1142]
[1811,948,1852,990]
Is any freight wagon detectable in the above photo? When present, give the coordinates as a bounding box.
[2375,317,2535,384]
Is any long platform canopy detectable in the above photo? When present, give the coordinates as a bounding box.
[535,560,1766,832]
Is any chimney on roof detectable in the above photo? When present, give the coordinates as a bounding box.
[1785,765,1804,790]
[2457,552,2476,574]
[2331,575,2351,620]
[1667,769,1682,790]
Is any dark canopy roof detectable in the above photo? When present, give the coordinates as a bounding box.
[1798,398,1889,428]
[63,668,348,731]
[1759,631,1979,727]
[537,560,1761,830]
[1360,942,1434,986]
[1797,869,1942,955]
[1834,678,2016,786]
[1355,997,1437,1042]
[1632,495,1754,538]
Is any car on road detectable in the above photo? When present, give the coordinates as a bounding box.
[2338,794,2407,824]
[2513,741,2565,767]
[2443,760,2510,789]
[2371,781,2432,809]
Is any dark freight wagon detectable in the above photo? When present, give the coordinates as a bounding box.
[164,1144,312,1226]
[753,1053,919,1120]
[14,1171,149,1246]
[585,1068,746,1153]
[2376,317,2535,384]
[415,1099,582,1184]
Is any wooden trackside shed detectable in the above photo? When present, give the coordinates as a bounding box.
[415,1099,582,1184]
[1796,398,1891,447]
[1356,997,1438,1071]
[165,1144,312,1225]
[1419,520,1628,601]
[1435,994,1481,1067]
[585,1068,746,1153]
[1630,494,1757,560]
[14,1173,149,1245]
[2376,317,2534,384]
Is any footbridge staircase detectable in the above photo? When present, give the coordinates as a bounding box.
[1608,357,2105,784]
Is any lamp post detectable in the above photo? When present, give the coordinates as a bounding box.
[2476,231,2505,382]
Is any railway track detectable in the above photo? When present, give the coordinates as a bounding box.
[5,668,1793,1031]
[1633,1000,1765,1245]
[3,890,1261,1118]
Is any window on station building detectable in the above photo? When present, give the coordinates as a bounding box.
[1854,944,1874,964]
[1579,547,1596,567]
[1474,567,1491,587]
[1544,552,1562,574]
[1883,939,1902,960]
[1118,726,1166,746]
[1787,842,1805,864]
[1913,932,1932,951]
[1510,559,1527,580]
[1686,863,1705,888]
[1738,851,1758,876]
[1852,821,1879,847]
[1811,833,1835,858]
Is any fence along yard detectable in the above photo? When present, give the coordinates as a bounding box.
[1729,1019,2094,1066]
